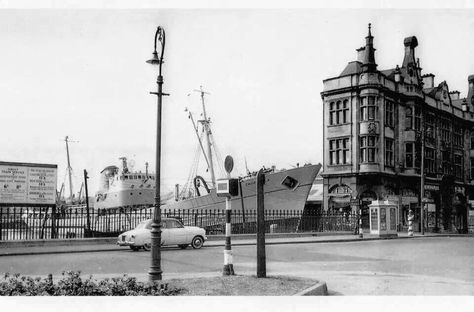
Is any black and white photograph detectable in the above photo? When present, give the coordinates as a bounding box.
[0,0,473,307]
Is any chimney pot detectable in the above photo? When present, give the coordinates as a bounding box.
[404,36,418,48]
[422,74,435,89]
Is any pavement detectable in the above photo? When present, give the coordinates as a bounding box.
[1,231,471,257]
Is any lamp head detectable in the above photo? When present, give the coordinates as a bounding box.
[146,51,161,65]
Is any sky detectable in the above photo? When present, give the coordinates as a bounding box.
[1,5,474,196]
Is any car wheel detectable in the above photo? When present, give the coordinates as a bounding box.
[130,246,139,251]
[191,236,204,249]
[143,243,151,251]
[178,244,188,249]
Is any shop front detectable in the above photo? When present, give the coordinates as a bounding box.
[327,184,352,214]
[423,184,439,232]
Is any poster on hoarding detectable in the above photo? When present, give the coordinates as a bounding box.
[0,161,57,206]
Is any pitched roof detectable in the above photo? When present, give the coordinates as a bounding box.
[340,61,362,76]
[380,68,396,79]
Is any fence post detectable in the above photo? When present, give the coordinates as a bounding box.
[20,207,24,240]
[40,206,49,239]
[51,205,57,239]
[84,170,91,232]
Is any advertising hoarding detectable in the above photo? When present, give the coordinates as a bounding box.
[0,161,57,206]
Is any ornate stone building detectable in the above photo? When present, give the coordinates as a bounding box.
[321,24,473,232]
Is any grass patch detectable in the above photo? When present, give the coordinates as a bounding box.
[169,275,317,296]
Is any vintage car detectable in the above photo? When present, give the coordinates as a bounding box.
[117,218,207,251]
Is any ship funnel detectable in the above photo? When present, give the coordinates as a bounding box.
[119,157,128,173]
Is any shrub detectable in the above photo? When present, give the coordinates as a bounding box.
[0,271,182,296]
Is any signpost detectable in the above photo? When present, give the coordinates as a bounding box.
[0,161,58,239]
[84,169,91,232]
[0,161,57,206]
[222,155,235,275]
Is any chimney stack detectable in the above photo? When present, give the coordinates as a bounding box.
[422,74,435,88]
[402,36,418,69]
[356,47,365,63]
[449,91,460,100]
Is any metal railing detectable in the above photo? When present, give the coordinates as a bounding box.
[0,207,357,241]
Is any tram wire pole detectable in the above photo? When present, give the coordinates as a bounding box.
[256,169,266,278]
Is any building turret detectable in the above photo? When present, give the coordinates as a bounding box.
[402,36,418,68]
[467,75,474,105]
[361,23,377,72]
[401,36,422,85]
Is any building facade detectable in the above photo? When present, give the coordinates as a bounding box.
[321,24,474,233]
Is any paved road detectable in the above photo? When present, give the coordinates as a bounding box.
[1,236,473,295]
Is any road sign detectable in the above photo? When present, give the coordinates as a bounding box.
[224,155,234,174]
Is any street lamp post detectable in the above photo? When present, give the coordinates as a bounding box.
[147,26,168,282]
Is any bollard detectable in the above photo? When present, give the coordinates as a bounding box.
[407,209,414,237]
[222,195,235,275]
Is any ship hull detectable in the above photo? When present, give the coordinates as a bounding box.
[94,188,155,210]
[163,164,321,212]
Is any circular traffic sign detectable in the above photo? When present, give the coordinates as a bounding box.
[224,155,234,174]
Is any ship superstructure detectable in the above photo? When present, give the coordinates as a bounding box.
[95,157,157,210]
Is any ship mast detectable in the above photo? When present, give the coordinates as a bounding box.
[194,86,216,188]
[185,107,211,170]
[64,136,74,203]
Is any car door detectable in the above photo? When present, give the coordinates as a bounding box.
[160,220,170,246]
[166,219,187,245]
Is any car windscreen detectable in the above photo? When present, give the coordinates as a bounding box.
[167,219,184,228]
